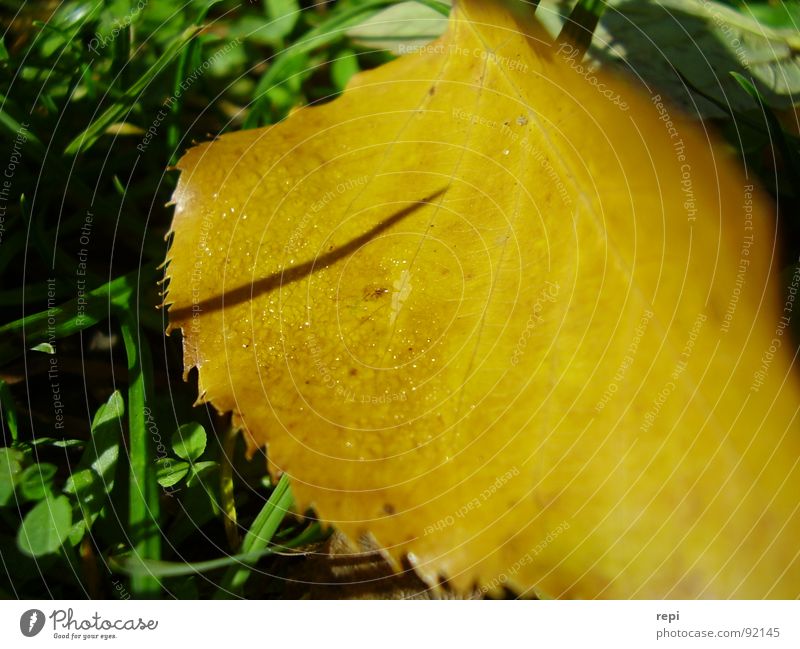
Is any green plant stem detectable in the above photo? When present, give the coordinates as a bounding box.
[0,379,19,444]
[214,474,293,597]
[109,523,322,578]
[557,0,606,58]
[220,425,240,550]
[119,311,161,598]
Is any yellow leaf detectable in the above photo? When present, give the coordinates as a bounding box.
[165,0,800,597]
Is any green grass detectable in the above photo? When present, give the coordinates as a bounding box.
[0,0,797,599]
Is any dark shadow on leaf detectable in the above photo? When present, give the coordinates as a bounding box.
[168,187,447,319]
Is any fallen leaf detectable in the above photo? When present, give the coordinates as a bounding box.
[165,0,800,597]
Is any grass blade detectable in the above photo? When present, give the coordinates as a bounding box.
[0,271,145,365]
[64,25,201,156]
[119,311,161,597]
[167,1,223,164]
[220,425,241,550]
[244,0,423,127]
[109,523,322,578]
[557,0,606,58]
[215,474,293,597]
[0,379,19,444]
